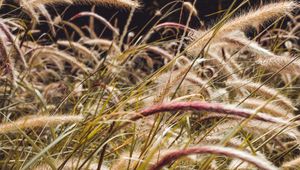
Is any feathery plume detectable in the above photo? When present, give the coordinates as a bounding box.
[183,2,198,16]
[57,40,99,64]
[73,0,140,8]
[130,101,288,124]
[257,56,300,76]
[227,79,296,111]
[154,67,212,101]
[241,98,293,118]
[33,157,102,170]
[207,51,239,80]
[187,1,297,56]
[28,0,140,8]
[28,0,73,6]
[0,115,84,134]
[32,47,90,73]
[35,4,56,36]
[149,145,278,170]
[20,0,40,21]
[282,156,300,169]
[218,2,297,33]
[60,21,86,38]
[83,38,121,54]
[209,119,298,140]
[222,35,278,58]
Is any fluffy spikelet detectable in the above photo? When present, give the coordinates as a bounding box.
[29,0,140,8]
[227,80,296,111]
[219,1,297,33]
[257,56,300,76]
[187,1,297,56]
[74,0,140,8]
[183,2,198,16]
[222,35,278,58]
[35,4,56,35]
[0,115,84,134]
[32,47,90,73]
[130,101,288,124]
[57,40,99,64]
[154,68,211,102]
[282,156,300,169]
[33,157,102,170]
[27,0,73,7]
[241,98,292,118]
[149,145,278,170]
[222,35,300,77]
[111,152,142,170]
[83,38,121,53]
[210,119,298,140]
[208,51,239,80]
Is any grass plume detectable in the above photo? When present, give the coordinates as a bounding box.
[0,1,299,169]
[0,115,84,134]
[130,101,288,124]
[188,1,297,56]
[149,145,278,170]
[26,0,140,8]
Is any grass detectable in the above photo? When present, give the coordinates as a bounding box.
[0,0,299,169]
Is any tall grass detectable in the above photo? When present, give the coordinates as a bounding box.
[0,0,299,169]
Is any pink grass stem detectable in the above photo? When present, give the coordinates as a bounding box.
[154,22,196,32]
[130,101,287,124]
[149,145,278,170]
[70,12,119,36]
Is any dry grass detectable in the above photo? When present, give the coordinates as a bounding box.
[0,0,299,169]
[26,0,140,8]
[149,145,277,170]
[0,115,84,134]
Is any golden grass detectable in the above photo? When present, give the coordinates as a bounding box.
[0,115,84,134]
[0,1,299,169]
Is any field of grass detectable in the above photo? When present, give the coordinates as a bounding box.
[0,0,299,169]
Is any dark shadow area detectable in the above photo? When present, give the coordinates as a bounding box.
[0,0,277,41]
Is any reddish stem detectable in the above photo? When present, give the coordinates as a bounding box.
[149,145,277,170]
[154,22,196,32]
[70,12,119,36]
[130,101,287,124]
